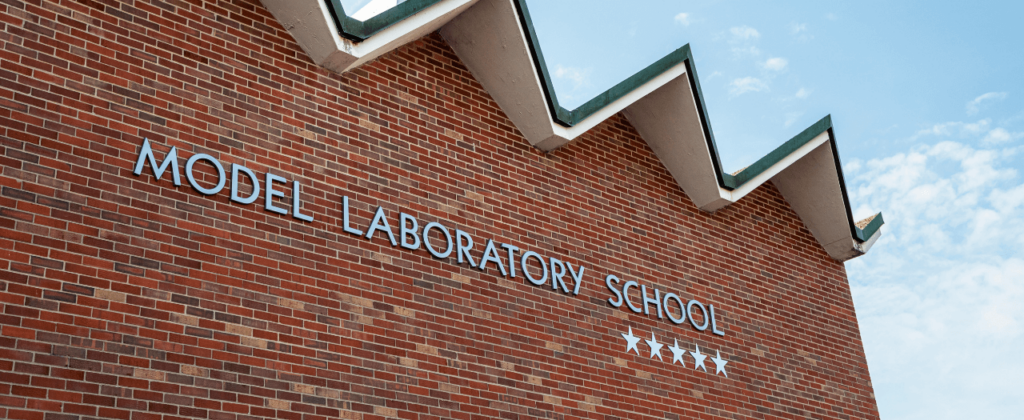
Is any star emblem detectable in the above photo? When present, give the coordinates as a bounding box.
[621,327,641,355]
[644,333,664,361]
[690,344,708,372]
[668,339,686,365]
[711,350,728,377]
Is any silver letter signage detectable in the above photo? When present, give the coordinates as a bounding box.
[230,164,260,204]
[133,138,181,186]
[131,139,725,338]
[185,153,226,195]
[604,274,727,336]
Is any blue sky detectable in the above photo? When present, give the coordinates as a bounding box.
[341,0,1024,417]
[521,1,1024,418]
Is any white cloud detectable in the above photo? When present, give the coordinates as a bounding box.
[912,119,991,140]
[763,57,788,71]
[845,158,862,173]
[852,258,1024,420]
[847,137,1024,419]
[966,92,1008,115]
[790,22,813,41]
[730,46,761,58]
[982,128,1023,145]
[784,111,803,128]
[730,25,760,41]
[825,12,838,20]
[914,120,1023,146]
[553,64,590,89]
[728,77,768,96]
[551,65,592,107]
[728,25,761,59]
[794,88,810,99]
[674,13,690,26]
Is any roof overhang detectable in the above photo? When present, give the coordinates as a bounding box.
[261,0,479,73]
[259,0,884,262]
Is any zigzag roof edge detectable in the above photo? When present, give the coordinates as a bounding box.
[258,0,884,262]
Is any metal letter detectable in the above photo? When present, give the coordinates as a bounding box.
[264,173,288,215]
[687,300,709,331]
[549,257,569,293]
[422,222,453,258]
[133,138,181,186]
[566,263,585,296]
[230,164,260,204]
[501,243,519,278]
[455,229,477,267]
[399,213,420,250]
[606,275,623,308]
[291,181,313,222]
[640,285,663,319]
[622,281,642,313]
[341,196,363,236]
[478,239,508,276]
[709,304,726,336]
[520,251,547,286]
[663,293,686,325]
[365,206,398,246]
[185,153,226,196]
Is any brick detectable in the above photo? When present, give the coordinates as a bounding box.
[0,1,878,420]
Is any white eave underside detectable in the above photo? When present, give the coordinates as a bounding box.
[259,0,882,262]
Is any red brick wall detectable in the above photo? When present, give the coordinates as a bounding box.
[0,0,879,419]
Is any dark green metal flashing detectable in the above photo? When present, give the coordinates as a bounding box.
[858,212,885,241]
[826,124,884,243]
[319,0,884,245]
[324,0,444,41]
[723,117,835,189]
[511,0,694,127]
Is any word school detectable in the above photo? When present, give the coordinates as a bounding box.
[132,139,726,334]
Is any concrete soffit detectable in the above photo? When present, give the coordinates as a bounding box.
[258,0,885,262]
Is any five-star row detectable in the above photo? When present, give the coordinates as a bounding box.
[620,327,729,376]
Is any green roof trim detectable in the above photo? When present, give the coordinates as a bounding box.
[723,115,883,242]
[512,0,694,127]
[324,0,444,41]
[510,0,883,244]
[319,0,884,245]
[857,213,885,242]
[724,116,834,189]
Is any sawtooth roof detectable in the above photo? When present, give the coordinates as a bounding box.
[260,0,885,261]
